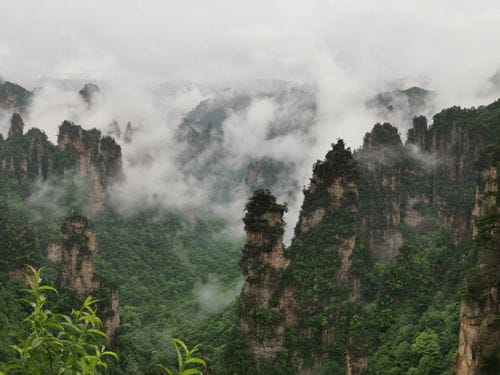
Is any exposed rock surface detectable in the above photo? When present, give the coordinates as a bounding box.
[59,215,100,293]
[0,114,122,214]
[0,81,33,112]
[239,189,289,366]
[236,100,499,374]
[454,146,499,375]
[58,121,123,213]
[58,214,120,343]
[8,113,25,138]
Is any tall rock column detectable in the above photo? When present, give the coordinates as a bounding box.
[455,145,500,374]
[59,215,100,293]
[239,189,288,366]
[58,214,120,343]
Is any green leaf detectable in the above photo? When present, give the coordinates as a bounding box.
[185,357,206,367]
[87,329,107,338]
[102,351,119,360]
[38,285,58,293]
[180,369,204,375]
[157,364,174,375]
[31,337,43,349]
[170,338,190,356]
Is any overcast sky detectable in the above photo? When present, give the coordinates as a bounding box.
[1,0,499,91]
[1,0,500,237]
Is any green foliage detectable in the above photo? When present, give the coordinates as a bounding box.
[243,189,287,232]
[55,144,79,172]
[364,123,402,147]
[94,209,241,374]
[242,189,287,256]
[2,266,118,375]
[0,273,28,369]
[0,215,39,271]
[157,338,206,375]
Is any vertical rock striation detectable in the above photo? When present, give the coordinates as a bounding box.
[235,99,500,374]
[455,145,499,375]
[59,215,100,294]
[239,189,288,367]
[58,214,120,343]
[0,115,122,213]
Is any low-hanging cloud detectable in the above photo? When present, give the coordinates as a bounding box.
[194,275,244,316]
[1,0,499,242]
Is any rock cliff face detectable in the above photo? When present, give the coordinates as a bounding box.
[0,113,57,179]
[356,123,403,260]
[0,81,33,112]
[0,114,122,214]
[454,146,499,375]
[59,215,100,293]
[406,109,489,243]
[58,121,122,213]
[58,214,120,343]
[236,100,500,374]
[239,190,289,367]
[289,140,361,374]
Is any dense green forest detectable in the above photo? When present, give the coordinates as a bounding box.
[0,94,499,375]
[0,167,242,374]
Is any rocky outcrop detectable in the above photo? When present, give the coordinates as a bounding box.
[8,113,25,138]
[237,141,363,374]
[236,99,499,374]
[239,189,289,365]
[406,108,489,243]
[0,115,122,206]
[58,214,120,343]
[57,120,122,213]
[356,123,403,260]
[0,81,33,112]
[289,140,363,374]
[59,215,100,293]
[0,114,57,178]
[454,146,500,375]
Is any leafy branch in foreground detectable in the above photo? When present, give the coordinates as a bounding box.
[157,338,206,375]
[2,266,118,375]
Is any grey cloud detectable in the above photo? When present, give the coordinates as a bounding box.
[2,0,499,242]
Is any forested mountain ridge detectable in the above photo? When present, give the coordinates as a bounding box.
[0,78,498,375]
[231,100,500,374]
[0,83,243,374]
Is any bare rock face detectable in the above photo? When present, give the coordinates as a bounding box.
[47,242,63,262]
[0,81,33,112]
[356,123,403,260]
[455,146,500,375]
[239,189,288,365]
[406,111,489,243]
[291,140,364,374]
[235,103,498,374]
[103,289,121,344]
[8,113,25,138]
[58,214,120,343]
[58,121,122,214]
[1,114,55,178]
[24,128,55,179]
[0,134,13,171]
[0,115,122,218]
[406,115,428,149]
[59,215,100,294]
